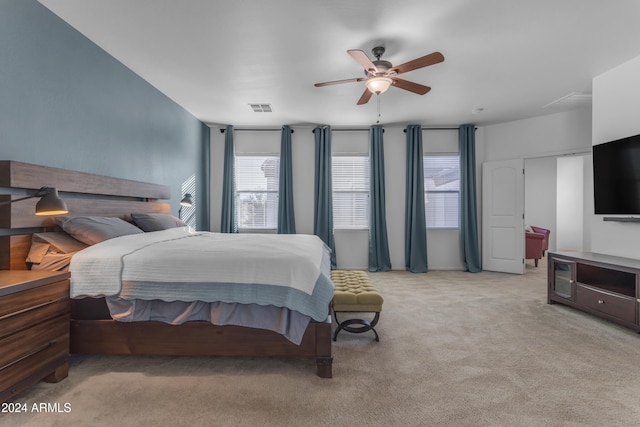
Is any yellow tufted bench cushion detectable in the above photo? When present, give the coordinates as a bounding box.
[330,270,383,341]
[331,270,383,312]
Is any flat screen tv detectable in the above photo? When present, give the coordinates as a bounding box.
[593,133,640,215]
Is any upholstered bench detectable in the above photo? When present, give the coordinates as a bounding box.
[330,270,383,342]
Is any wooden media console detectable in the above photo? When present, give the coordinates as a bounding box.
[548,251,640,332]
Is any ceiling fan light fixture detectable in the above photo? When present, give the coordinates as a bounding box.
[315,48,444,104]
[366,76,392,94]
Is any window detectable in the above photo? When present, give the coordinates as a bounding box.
[424,155,460,229]
[235,155,279,230]
[332,155,369,229]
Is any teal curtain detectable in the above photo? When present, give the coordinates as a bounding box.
[459,124,481,272]
[313,126,336,269]
[278,125,296,234]
[220,125,237,233]
[405,125,428,273]
[369,126,391,272]
[201,126,211,231]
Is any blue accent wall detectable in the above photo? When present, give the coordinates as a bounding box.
[0,0,210,230]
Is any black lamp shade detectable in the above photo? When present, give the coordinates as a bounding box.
[180,193,193,207]
[35,188,68,216]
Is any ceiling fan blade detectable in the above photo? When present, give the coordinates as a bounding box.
[390,52,444,75]
[357,89,373,105]
[314,77,366,87]
[347,49,378,74]
[391,78,431,95]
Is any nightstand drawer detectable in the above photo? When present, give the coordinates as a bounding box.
[576,284,636,323]
[0,279,69,318]
[0,338,68,402]
[0,314,69,370]
[0,299,69,339]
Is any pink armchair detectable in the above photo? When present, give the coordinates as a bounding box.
[530,226,550,256]
[525,231,545,267]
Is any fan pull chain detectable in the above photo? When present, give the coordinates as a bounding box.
[376,94,381,124]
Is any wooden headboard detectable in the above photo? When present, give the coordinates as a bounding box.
[0,160,171,270]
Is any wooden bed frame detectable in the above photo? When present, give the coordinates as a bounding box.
[0,161,333,378]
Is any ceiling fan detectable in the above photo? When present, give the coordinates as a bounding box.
[314,46,444,105]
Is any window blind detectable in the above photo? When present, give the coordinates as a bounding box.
[332,155,369,229]
[424,155,460,229]
[235,155,280,229]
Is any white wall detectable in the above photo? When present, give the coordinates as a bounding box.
[523,153,592,254]
[524,156,557,251]
[208,52,640,265]
[210,126,481,270]
[591,55,640,258]
[556,155,584,251]
[482,108,593,257]
[582,153,594,252]
[209,108,594,270]
[482,108,592,162]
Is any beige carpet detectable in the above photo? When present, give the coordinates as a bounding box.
[5,259,640,427]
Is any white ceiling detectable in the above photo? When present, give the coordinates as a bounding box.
[39,0,640,128]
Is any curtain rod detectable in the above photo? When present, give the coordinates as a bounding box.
[219,128,294,133]
[313,127,473,133]
[403,127,476,132]
[217,126,474,133]
[311,128,384,133]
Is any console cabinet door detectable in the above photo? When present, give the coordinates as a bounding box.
[550,258,575,301]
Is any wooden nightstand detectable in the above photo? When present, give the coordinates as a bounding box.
[0,270,70,402]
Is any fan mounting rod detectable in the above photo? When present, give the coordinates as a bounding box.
[372,46,385,59]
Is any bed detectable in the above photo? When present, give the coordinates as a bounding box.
[0,161,333,378]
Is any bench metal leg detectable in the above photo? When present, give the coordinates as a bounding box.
[333,312,380,342]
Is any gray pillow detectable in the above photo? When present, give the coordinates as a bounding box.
[57,216,143,245]
[27,232,88,264]
[131,213,187,232]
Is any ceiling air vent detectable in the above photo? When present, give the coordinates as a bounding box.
[543,92,592,109]
[249,104,272,112]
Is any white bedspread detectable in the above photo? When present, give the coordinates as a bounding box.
[70,228,334,322]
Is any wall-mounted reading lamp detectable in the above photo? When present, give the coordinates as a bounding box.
[0,187,69,216]
[179,193,193,219]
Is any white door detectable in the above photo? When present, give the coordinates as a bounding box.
[482,159,524,274]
